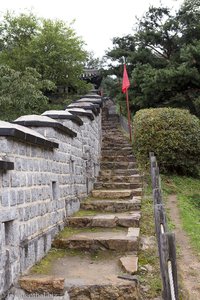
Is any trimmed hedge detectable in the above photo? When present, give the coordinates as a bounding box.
[133,108,200,175]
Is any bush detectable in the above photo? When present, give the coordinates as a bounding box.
[133,108,200,175]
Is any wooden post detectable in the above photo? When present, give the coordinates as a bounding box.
[152,167,160,190]
[153,188,163,205]
[154,204,168,240]
[160,233,172,299]
[149,152,179,300]
[159,233,178,300]
[167,233,179,300]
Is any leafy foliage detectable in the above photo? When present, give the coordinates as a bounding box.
[101,76,119,98]
[0,65,55,120]
[0,12,88,89]
[0,11,91,119]
[133,108,200,175]
[106,0,200,117]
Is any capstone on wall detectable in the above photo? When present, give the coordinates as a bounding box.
[0,94,102,298]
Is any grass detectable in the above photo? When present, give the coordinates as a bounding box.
[161,175,200,254]
[139,172,199,299]
[138,174,162,299]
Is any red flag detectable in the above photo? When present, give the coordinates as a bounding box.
[122,64,130,93]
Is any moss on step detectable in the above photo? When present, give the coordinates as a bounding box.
[29,248,127,275]
[30,248,68,274]
[81,196,95,203]
[72,209,108,217]
[56,226,126,239]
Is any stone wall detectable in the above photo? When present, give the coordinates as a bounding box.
[0,94,103,298]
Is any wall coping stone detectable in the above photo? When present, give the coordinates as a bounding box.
[0,121,58,149]
[65,108,94,121]
[82,93,101,99]
[76,98,103,107]
[67,102,100,116]
[42,110,83,126]
[13,115,77,138]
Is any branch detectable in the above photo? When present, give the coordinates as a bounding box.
[146,44,168,59]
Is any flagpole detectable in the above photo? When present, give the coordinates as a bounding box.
[125,90,132,143]
[122,60,132,143]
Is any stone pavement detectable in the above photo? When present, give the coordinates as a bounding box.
[18,109,143,300]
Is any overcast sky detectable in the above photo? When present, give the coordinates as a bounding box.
[0,0,184,58]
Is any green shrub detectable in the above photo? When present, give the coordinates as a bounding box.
[133,108,200,175]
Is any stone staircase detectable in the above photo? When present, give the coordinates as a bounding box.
[18,111,142,300]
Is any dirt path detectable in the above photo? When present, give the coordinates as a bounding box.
[166,195,200,300]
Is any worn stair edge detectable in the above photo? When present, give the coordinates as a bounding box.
[65,212,141,228]
[52,227,140,251]
[19,276,65,295]
[91,188,142,199]
[94,182,142,190]
[66,282,140,300]
[100,162,137,170]
[80,198,141,212]
[101,156,136,162]
[99,169,140,176]
[53,238,139,252]
[97,174,143,183]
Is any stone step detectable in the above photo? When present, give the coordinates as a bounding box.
[101,145,133,153]
[102,126,120,130]
[53,227,140,252]
[102,123,120,127]
[80,198,141,212]
[101,155,136,162]
[98,174,143,183]
[19,254,140,299]
[102,141,130,147]
[102,145,132,150]
[94,182,142,190]
[102,118,119,121]
[102,128,122,132]
[101,161,137,170]
[66,211,141,228]
[66,279,139,299]
[91,188,142,199]
[102,137,129,141]
[99,168,140,176]
[102,148,133,156]
[102,120,119,125]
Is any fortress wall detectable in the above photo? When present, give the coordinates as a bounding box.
[0,94,102,298]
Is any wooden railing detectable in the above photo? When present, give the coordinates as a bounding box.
[149,152,179,300]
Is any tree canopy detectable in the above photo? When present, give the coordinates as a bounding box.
[0,11,91,120]
[0,11,88,89]
[106,0,200,117]
[0,65,55,120]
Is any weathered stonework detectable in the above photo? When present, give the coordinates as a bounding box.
[0,94,102,298]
